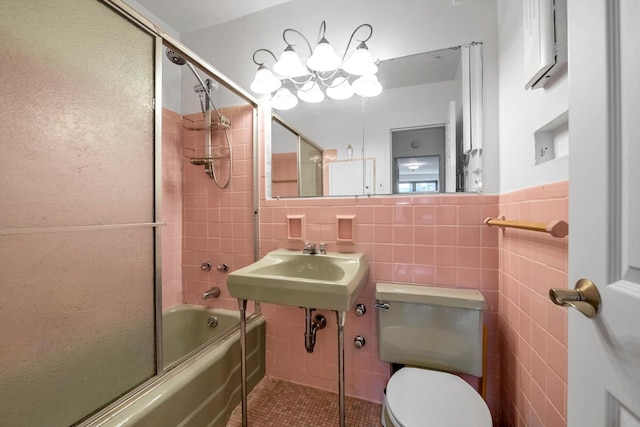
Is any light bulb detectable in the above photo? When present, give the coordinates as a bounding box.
[306,38,341,72]
[250,65,282,94]
[271,87,298,110]
[352,74,382,97]
[273,46,308,78]
[326,76,354,100]
[297,80,325,103]
[342,42,378,76]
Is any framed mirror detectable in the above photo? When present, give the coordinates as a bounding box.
[268,42,483,198]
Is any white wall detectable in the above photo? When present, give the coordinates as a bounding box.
[497,0,569,193]
[179,0,500,194]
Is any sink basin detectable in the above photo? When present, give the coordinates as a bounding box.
[227,248,369,312]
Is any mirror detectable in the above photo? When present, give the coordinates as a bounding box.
[271,115,324,197]
[268,43,483,198]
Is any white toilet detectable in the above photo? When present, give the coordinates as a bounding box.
[375,282,492,427]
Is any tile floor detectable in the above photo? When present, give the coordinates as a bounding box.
[227,377,383,426]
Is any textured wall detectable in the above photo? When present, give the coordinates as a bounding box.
[0,1,156,424]
[161,108,184,308]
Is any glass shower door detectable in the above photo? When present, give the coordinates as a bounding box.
[0,0,158,425]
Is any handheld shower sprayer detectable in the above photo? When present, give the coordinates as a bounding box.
[165,47,232,189]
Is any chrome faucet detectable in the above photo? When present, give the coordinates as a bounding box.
[303,242,317,255]
[303,242,327,255]
[202,286,221,299]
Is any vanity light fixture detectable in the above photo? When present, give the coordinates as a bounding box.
[250,21,381,110]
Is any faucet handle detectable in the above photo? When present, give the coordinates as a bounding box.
[303,242,316,254]
[319,243,327,254]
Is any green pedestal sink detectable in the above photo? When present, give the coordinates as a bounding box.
[227,248,369,312]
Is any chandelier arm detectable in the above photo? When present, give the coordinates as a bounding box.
[315,69,340,84]
[287,75,315,88]
[317,21,328,43]
[340,24,373,62]
[252,48,278,66]
[282,28,313,56]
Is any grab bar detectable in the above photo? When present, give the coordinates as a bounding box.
[483,217,568,238]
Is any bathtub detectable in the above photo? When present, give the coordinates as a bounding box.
[85,304,265,427]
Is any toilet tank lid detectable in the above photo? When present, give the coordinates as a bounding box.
[375,282,487,310]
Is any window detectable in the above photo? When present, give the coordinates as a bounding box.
[398,180,439,193]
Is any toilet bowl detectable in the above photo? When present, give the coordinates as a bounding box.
[375,282,492,427]
[382,367,492,427]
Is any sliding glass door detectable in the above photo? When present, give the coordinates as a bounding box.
[0,1,158,425]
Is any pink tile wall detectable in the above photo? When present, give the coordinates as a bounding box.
[161,108,183,309]
[258,194,501,417]
[165,105,568,424]
[181,105,255,310]
[271,152,298,197]
[498,181,568,427]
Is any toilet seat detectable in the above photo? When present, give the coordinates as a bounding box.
[385,367,492,427]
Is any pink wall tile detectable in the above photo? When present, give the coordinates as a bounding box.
[180,105,255,310]
[498,181,568,427]
[258,192,501,419]
[166,106,567,427]
[435,205,457,225]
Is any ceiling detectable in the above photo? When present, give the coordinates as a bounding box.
[129,0,460,91]
[132,0,291,34]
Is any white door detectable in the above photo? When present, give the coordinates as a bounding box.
[568,0,640,425]
[328,159,374,196]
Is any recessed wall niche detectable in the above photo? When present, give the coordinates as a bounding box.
[534,111,569,166]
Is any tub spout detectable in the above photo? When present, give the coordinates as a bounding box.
[203,287,221,299]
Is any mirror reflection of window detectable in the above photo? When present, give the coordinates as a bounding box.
[417,181,438,192]
[392,125,445,193]
[395,155,440,193]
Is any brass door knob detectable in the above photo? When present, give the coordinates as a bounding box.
[549,278,601,318]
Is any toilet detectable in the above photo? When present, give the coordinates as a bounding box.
[375,282,492,427]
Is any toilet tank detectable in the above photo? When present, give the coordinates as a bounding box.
[376,282,486,377]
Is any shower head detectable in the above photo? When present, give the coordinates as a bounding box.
[166,49,187,65]
[165,47,220,115]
